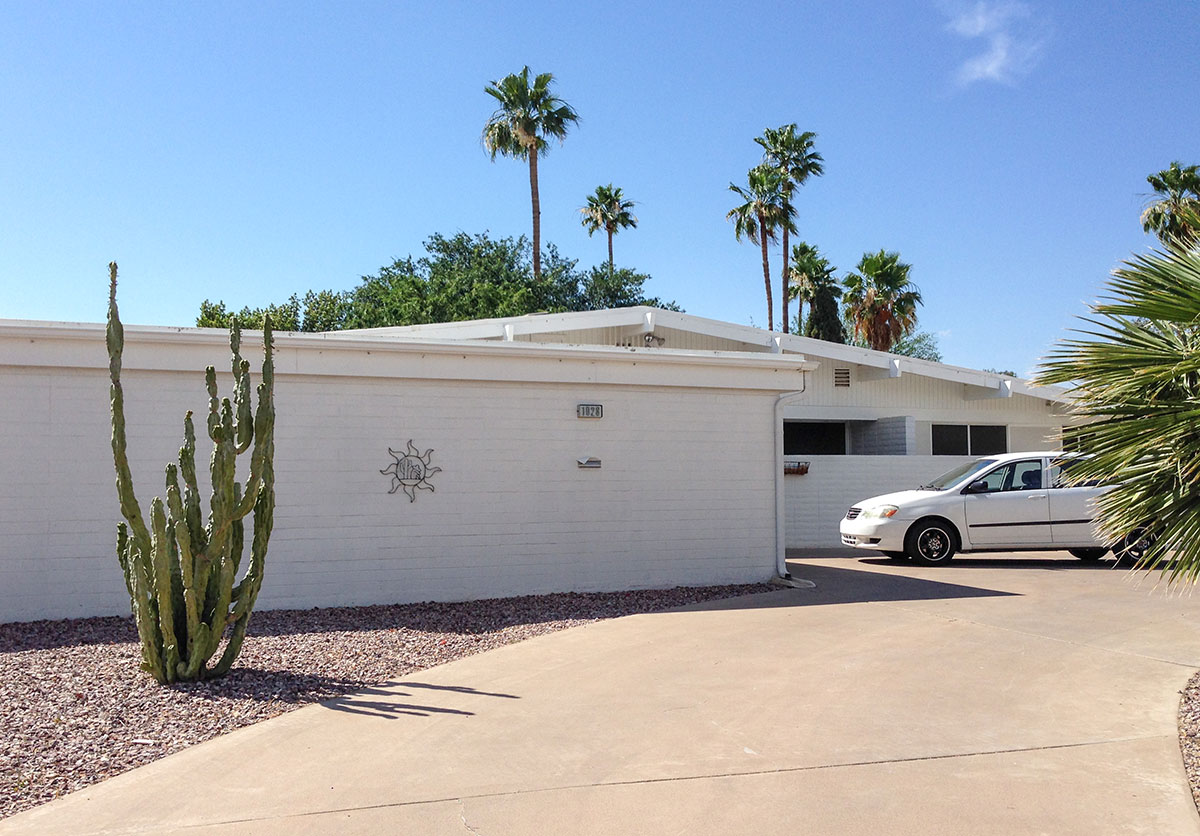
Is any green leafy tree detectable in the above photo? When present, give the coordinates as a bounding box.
[890,330,942,361]
[1142,161,1200,250]
[728,164,795,332]
[483,66,580,281]
[300,290,351,332]
[197,297,302,332]
[756,125,823,334]
[1038,246,1200,581]
[577,265,680,311]
[842,249,923,352]
[197,292,349,333]
[580,184,638,277]
[199,232,680,331]
[343,232,555,328]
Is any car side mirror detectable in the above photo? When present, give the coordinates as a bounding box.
[964,480,989,494]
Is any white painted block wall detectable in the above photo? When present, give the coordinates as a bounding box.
[784,455,975,550]
[1,363,779,622]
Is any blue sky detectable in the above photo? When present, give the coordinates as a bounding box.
[1,1,1196,376]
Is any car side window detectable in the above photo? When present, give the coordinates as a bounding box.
[1011,460,1043,491]
[1050,459,1101,488]
[977,464,1013,493]
[974,461,1043,493]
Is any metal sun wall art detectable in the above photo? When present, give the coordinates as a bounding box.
[380,441,441,502]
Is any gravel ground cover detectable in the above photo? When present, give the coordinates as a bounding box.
[0,583,769,820]
[1178,671,1200,811]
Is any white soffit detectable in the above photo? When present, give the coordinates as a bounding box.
[347,306,1067,404]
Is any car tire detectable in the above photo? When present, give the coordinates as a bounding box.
[905,520,957,566]
[881,550,908,561]
[1115,529,1155,566]
[1068,548,1108,562]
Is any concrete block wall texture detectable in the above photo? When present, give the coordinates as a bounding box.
[1,328,789,623]
[847,416,914,455]
[784,455,975,550]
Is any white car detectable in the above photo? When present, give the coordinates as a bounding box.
[838,452,1148,566]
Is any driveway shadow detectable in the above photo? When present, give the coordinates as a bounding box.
[773,560,1019,607]
[320,679,520,720]
[671,562,1018,613]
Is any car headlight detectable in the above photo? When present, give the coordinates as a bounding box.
[861,505,899,520]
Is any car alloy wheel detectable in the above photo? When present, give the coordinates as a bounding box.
[907,521,957,566]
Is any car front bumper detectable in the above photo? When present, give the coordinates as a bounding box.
[839,516,909,551]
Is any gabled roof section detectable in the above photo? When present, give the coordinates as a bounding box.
[345,306,1067,403]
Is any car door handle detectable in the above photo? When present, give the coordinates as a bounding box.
[1026,494,1047,500]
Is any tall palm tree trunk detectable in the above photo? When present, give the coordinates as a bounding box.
[780,225,790,334]
[529,144,541,280]
[758,210,773,331]
[607,229,614,279]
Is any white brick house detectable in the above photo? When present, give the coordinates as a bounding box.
[0,307,1067,622]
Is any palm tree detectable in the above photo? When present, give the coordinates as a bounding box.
[1142,161,1200,250]
[483,66,580,280]
[803,273,845,343]
[755,126,823,333]
[1038,246,1200,582]
[787,241,825,328]
[727,164,794,331]
[842,250,922,352]
[580,184,638,278]
[787,242,843,342]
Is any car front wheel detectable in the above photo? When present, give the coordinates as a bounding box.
[906,521,957,566]
[1115,529,1155,566]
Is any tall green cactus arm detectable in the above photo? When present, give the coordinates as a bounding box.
[106,264,150,554]
[108,269,276,683]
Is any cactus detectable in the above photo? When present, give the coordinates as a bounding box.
[106,262,275,683]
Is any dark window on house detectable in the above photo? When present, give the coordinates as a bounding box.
[969,425,1007,455]
[931,424,969,455]
[784,422,847,455]
[932,423,1008,456]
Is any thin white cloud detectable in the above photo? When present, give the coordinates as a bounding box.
[942,1,1049,87]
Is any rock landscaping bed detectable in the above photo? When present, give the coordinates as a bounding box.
[0,583,768,820]
[1178,670,1200,812]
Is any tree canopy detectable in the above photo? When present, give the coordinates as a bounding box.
[580,184,638,275]
[197,232,678,331]
[755,125,823,334]
[728,164,795,332]
[482,67,579,280]
[842,249,923,352]
[1142,161,1200,250]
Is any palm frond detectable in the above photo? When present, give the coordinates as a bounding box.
[1037,246,1200,582]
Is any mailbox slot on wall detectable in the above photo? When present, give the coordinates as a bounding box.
[577,457,602,468]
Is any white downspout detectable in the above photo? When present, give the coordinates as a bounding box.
[774,379,810,581]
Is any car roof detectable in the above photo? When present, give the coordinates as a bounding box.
[977,451,1066,463]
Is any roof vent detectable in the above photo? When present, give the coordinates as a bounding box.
[834,368,851,388]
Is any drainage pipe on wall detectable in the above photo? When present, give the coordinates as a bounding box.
[774,379,810,579]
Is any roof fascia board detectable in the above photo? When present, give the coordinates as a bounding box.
[0,320,819,383]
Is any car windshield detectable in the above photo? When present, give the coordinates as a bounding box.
[919,459,998,490]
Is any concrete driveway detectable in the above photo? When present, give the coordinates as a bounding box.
[4,552,1200,835]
